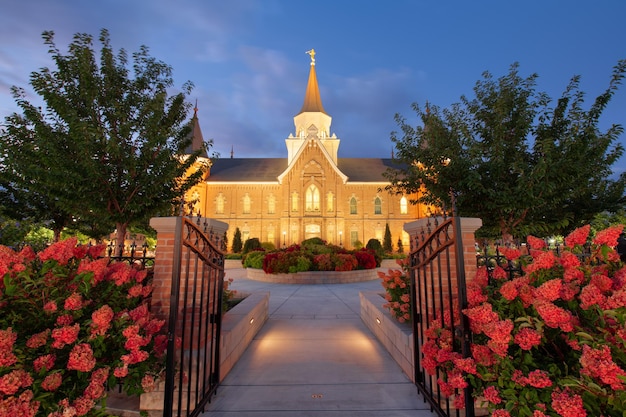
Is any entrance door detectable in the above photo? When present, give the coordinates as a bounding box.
[305,223,321,240]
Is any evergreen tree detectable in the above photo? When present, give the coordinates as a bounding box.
[232,227,243,253]
[383,223,393,252]
[397,237,404,254]
[0,29,208,254]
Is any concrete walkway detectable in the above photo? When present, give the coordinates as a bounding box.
[202,266,437,417]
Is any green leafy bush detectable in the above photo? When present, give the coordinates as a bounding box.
[243,250,265,269]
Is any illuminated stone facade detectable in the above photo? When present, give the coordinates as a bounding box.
[187,51,425,250]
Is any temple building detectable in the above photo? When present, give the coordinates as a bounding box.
[185,50,425,251]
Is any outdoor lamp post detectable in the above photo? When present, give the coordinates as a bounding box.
[283,231,286,247]
[339,231,343,246]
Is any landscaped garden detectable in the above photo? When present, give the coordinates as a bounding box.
[379,224,626,417]
[241,237,382,274]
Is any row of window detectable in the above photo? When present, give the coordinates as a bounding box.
[214,188,409,215]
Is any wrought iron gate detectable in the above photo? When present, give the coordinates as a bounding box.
[163,216,225,417]
[408,215,474,417]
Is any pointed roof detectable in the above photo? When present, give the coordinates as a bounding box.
[298,49,326,114]
[185,103,208,158]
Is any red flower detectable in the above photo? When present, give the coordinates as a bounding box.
[482,385,502,404]
[564,225,590,248]
[498,246,521,261]
[0,390,39,417]
[526,369,552,388]
[41,372,62,391]
[559,251,580,269]
[524,251,557,274]
[533,300,574,332]
[43,301,58,313]
[492,410,511,417]
[514,328,542,350]
[87,244,106,259]
[51,324,80,349]
[579,284,607,310]
[0,328,18,367]
[72,396,95,417]
[471,343,496,366]
[590,273,613,292]
[499,280,518,301]
[453,357,477,375]
[38,237,78,265]
[593,224,624,247]
[77,257,110,283]
[491,266,508,280]
[526,236,546,250]
[34,354,56,372]
[580,345,626,390]
[64,292,84,311]
[141,375,156,392]
[90,305,114,337]
[551,388,586,417]
[533,279,562,302]
[26,329,50,349]
[0,369,33,395]
[67,343,96,372]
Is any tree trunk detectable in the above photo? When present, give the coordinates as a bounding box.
[115,222,129,257]
[53,228,62,243]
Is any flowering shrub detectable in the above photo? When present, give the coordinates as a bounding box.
[378,258,411,322]
[257,242,377,273]
[0,238,167,417]
[423,224,626,417]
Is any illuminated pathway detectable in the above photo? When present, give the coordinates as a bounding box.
[202,265,437,417]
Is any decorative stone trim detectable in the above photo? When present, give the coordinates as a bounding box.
[245,268,379,284]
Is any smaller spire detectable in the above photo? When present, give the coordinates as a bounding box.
[194,99,198,116]
[230,145,234,159]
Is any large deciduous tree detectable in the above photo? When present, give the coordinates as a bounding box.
[385,62,626,240]
[0,29,208,252]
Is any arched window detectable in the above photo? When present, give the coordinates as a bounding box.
[243,194,251,214]
[305,185,320,211]
[291,192,298,211]
[400,196,408,214]
[350,197,357,215]
[326,192,334,212]
[216,194,224,214]
[268,194,276,214]
[374,197,382,215]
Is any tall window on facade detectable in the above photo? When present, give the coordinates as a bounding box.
[216,194,224,214]
[350,197,357,214]
[243,194,251,214]
[400,196,408,214]
[374,197,382,215]
[305,185,320,211]
[350,231,359,247]
[326,192,334,212]
[291,192,298,211]
[268,194,276,214]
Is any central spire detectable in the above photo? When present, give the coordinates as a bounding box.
[299,49,326,114]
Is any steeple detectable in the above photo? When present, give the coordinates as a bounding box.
[185,101,208,158]
[287,50,339,165]
[298,49,326,114]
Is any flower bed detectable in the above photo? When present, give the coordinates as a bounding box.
[0,238,166,417]
[424,224,626,417]
[243,239,378,272]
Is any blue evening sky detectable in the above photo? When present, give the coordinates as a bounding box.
[1,0,625,176]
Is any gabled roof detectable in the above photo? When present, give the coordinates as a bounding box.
[207,157,403,183]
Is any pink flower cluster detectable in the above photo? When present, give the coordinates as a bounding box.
[421,224,626,416]
[378,259,412,322]
[0,239,166,417]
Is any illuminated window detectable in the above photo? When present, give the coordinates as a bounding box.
[350,197,357,215]
[291,192,298,211]
[216,194,224,214]
[268,194,275,214]
[400,196,408,214]
[243,194,251,214]
[374,197,382,215]
[326,192,334,212]
[305,185,320,211]
[350,231,359,247]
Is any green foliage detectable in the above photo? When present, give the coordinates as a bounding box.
[242,250,266,269]
[365,238,384,266]
[397,237,404,254]
[232,228,242,253]
[383,223,393,252]
[0,29,209,250]
[242,237,262,254]
[386,61,626,239]
[261,241,276,251]
[302,237,326,246]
